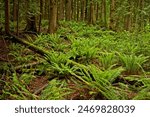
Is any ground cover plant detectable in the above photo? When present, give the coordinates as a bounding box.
[0,21,150,100]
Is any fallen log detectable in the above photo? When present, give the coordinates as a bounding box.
[7,33,50,56]
[6,33,91,85]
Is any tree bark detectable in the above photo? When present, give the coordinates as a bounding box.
[124,0,131,31]
[38,0,43,33]
[77,0,80,21]
[16,0,19,35]
[48,0,57,34]
[5,0,10,34]
[109,0,115,30]
[89,1,96,24]
[65,0,72,20]
[81,0,86,21]
[58,0,65,20]
[101,0,107,28]
[13,0,17,21]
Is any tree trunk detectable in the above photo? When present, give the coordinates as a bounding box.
[124,0,131,31]
[89,1,96,24]
[16,0,19,35]
[109,0,115,30]
[13,0,17,21]
[81,0,86,21]
[58,0,65,20]
[77,0,80,21]
[73,0,77,20]
[48,0,57,34]
[139,0,145,30]
[101,0,107,28]
[85,0,89,22]
[38,0,43,33]
[5,0,10,34]
[95,2,99,21]
[65,0,72,20]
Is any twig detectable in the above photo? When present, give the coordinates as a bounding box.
[33,83,49,95]
[15,61,44,70]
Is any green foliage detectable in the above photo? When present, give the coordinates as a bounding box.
[9,43,36,64]
[99,51,117,69]
[118,53,148,74]
[2,21,150,100]
[1,73,37,100]
[69,38,99,61]
[73,63,125,99]
[133,87,150,100]
[40,79,70,100]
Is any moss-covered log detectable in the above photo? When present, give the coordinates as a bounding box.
[8,33,49,56]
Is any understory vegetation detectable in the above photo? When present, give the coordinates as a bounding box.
[0,21,150,100]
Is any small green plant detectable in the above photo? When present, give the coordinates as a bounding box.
[40,79,71,100]
[73,64,124,99]
[69,38,99,61]
[133,87,150,100]
[118,53,148,74]
[98,51,117,69]
[2,73,37,99]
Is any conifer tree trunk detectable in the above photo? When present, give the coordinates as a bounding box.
[95,2,99,21]
[58,0,65,20]
[85,0,89,22]
[16,0,19,35]
[5,0,10,34]
[13,0,17,21]
[89,1,95,24]
[139,0,145,30]
[48,0,57,34]
[81,0,86,21]
[109,0,115,30]
[73,0,77,20]
[101,0,107,28]
[124,0,131,31]
[65,0,72,20]
[38,0,43,32]
[77,0,80,21]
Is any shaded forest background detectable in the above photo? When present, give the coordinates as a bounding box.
[1,0,150,34]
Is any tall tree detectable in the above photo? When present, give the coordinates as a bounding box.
[58,0,65,20]
[89,0,96,24]
[5,0,10,34]
[124,0,132,31]
[109,0,115,30]
[81,0,86,21]
[13,0,17,21]
[48,0,57,33]
[139,0,145,30]
[65,0,72,20]
[38,0,43,33]
[77,0,81,21]
[16,0,19,35]
[101,0,107,28]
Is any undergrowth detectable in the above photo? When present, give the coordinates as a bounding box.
[1,21,150,100]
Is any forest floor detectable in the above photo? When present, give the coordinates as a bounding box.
[0,34,49,97]
[0,21,150,100]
